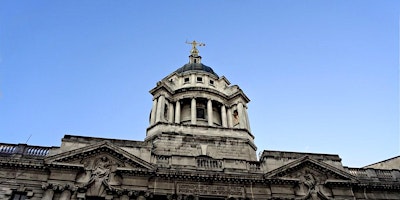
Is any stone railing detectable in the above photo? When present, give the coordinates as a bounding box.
[0,143,52,157]
[348,168,369,178]
[0,143,17,154]
[247,161,261,171]
[347,167,399,181]
[196,157,223,169]
[375,169,395,180]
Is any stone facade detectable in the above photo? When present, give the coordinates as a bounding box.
[1,42,399,200]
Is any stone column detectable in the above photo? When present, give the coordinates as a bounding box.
[120,195,129,200]
[221,105,227,127]
[137,195,146,200]
[227,108,233,128]
[41,189,54,200]
[59,190,71,200]
[168,102,174,123]
[191,98,197,124]
[244,106,251,131]
[237,102,245,129]
[150,98,158,125]
[175,100,181,123]
[207,99,213,126]
[155,95,165,123]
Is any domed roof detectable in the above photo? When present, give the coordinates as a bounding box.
[175,63,219,78]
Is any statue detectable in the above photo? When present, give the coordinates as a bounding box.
[185,40,205,56]
[85,156,112,197]
[185,40,205,49]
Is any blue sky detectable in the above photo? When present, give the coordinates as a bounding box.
[0,1,399,167]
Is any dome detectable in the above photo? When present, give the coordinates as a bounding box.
[175,63,219,78]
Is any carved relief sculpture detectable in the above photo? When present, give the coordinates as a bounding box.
[85,156,112,197]
[296,173,329,200]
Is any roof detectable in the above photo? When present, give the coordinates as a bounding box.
[175,63,219,78]
[363,155,400,170]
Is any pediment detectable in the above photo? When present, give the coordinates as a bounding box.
[265,156,358,200]
[45,141,154,171]
[265,156,357,182]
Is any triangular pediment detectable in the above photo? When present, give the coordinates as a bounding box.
[265,156,357,182]
[265,156,358,200]
[45,141,154,171]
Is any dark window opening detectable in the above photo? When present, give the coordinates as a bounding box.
[184,77,190,83]
[164,105,169,121]
[196,108,205,119]
[86,197,105,200]
[197,77,203,82]
[12,193,27,200]
[209,80,214,85]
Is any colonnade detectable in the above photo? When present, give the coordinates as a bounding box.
[150,95,250,130]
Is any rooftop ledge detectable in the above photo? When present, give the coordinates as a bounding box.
[146,122,256,150]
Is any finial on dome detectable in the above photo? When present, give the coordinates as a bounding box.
[186,40,205,64]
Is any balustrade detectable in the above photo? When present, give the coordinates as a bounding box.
[197,157,222,169]
[0,144,17,154]
[0,143,51,157]
[348,167,397,181]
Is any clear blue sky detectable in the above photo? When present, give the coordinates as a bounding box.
[0,1,399,167]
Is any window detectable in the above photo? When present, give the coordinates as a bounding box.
[197,77,203,82]
[209,80,214,85]
[12,193,27,200]
[196,108,205,119]
[184,77,190,83]
[86,197,105,200]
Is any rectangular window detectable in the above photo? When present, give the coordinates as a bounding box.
[196,77,203,82]
[196,108,205,119]
[12,193,27,200]
[209,80,214,85]
[87,197,105,200]
[184,77,190,83]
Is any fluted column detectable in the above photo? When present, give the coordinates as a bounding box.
[221,105,227,127]
[155,95,165,122]
[227,108,233,128]
[237,102,245,128]
[175,100,181,123]
[191,98,196,124]
[207,99,213,126]
[59,190,71,200]
[41,189,54,200]
[150,98,158,125]
[168,102,174,123]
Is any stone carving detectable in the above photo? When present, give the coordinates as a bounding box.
[303,173,319,199]
[84,156,112,197]
[296,173,329,200]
